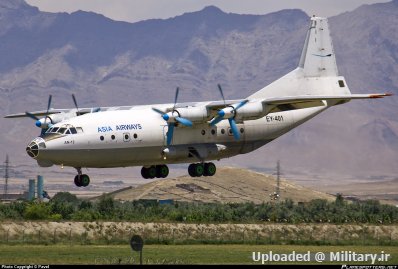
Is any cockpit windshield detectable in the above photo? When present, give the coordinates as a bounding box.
[45,124,82,135]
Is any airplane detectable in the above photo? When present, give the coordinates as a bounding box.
[5,16,392,187]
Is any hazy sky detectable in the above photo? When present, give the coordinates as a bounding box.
[26,0,390,23]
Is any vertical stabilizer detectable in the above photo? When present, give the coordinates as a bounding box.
[249,16,349,100]
[299,17,338,77]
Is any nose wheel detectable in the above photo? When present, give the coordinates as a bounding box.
[74,167,90,187]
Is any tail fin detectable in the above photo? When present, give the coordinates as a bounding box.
[249,16,351,99]
[299,16,338,77]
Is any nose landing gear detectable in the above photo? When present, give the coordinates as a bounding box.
[74,167,90,187]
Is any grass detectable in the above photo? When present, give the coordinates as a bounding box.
[0,245,397,264]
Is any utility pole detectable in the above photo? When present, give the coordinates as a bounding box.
[4,154,9,199]
[270,160,281,202]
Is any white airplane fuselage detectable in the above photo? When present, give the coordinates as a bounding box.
[32,103,326,168]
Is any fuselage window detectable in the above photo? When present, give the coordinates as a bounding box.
[338,80,345,87]
[70,128,77,134]
[211,129,216,135]
[133,133,138,139]
[52,127,59,133]
[100,136,104,141]
[65,129,72,135]
[240,128,244,134]
[221,129,225,134]
[111,135,115,140]
[201,130,206,135]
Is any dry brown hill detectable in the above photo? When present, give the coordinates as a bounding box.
[112,167,335,204]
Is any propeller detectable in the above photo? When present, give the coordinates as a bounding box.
[210,84,248,140]
[25,95,53,135]
[72,94,79,115]
[152,87,193,145]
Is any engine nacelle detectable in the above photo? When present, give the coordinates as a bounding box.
[234,102,265,122]
[173,106,209,123]
[37,110,78,129]
[162,144,226,160]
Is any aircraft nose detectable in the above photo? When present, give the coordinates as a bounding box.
[26,137,46,159]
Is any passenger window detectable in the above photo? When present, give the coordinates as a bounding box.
[70,128,77,134]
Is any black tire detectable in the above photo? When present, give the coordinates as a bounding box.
[188,164,196,177]
[204,162,216,177]
[147,166,157,179]
[74,175,82,187]
[141,167,149,179]
[193,163,204,177]
[156,165,169,178]
[81,174,90,187]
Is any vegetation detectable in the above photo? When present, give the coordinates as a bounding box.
[0,245,397,265]
[0,193,397,224]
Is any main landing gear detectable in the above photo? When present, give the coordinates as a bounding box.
[74,167,90,187]
[188,162,216,177]
[141,165,169,179]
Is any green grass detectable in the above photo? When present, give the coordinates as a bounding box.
[0,245,397,264]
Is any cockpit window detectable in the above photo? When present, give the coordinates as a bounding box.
[45,125,82,135]
[58,128,67,134]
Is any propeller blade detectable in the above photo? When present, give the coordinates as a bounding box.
[25,112,39,121]
[217,84,226,106]
[234,99,248,110]
[210,115,224,126]
[72,94,79,110]
[46,95,52,115]
[152,107,166,115]
[175,117,193,127]
[173,87,180,110]
[228,118,240,140]
[167,124,175,145]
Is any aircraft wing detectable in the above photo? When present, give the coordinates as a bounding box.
[4,108,100,118]
[262,93,392,113]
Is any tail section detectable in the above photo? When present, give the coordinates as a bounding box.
[249,16,351,100]
[299,17,338,77]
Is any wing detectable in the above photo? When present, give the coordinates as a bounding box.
[262,93,392,114]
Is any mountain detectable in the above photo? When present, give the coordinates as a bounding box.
[0,0,398,181]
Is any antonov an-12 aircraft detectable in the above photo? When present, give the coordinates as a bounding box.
[5,16,392,187]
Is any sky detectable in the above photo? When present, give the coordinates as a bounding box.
[25,0,390,23]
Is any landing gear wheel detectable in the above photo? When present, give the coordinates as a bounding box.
[147,166,157,178]
[156,165,169,178]
[194,163,204,177]
[188,163,196,177]
[141,167,149,179]
[204,162,216,177]
[81,174,90,187]
[188,163,204,177]
[74,175,82,187]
